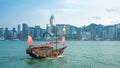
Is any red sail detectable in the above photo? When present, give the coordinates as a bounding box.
[27,35,33,46]
[61,36,66,46]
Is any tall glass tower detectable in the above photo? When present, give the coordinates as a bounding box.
[50,14,56,34]
[50,14,56,26]
[22,24,28,39]
[18,24,20,34]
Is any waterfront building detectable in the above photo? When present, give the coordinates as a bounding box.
[19,31,24,40]
[102,30,107,40]
[56,24,64,39]
[108,28,115,40]
[45,14,56,40]
[46,24,52,34]
[0,28,4,40]
[0,28,4,37]
[72,27,77,39]
[81,31,91,40]
[4,28,9,39]
[49,14,56,34]
[91,31,96,40]
[22,24,28,39]
[56,24,73,40]
[81,31,87,40]
[77,28,82,40]
[17,24,21,39]
[28,27,35,39]
[18,24,21,34]
[12,27,18,39]
[9,30,13,39]
[65,24,72,40]
[116,24,120,40]
[35,25,41,40]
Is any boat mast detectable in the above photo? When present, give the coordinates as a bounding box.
[55,26,57,50]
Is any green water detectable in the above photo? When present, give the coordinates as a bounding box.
[0,41,120,68]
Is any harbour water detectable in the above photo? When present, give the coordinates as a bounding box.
[0,41,120,68]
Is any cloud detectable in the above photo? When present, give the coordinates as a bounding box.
[91,16,101,20]
[105,8,120,13]
[111,20,120,24]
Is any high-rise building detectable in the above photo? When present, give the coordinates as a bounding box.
[17,24,21,39]
[46,24,52,33]
[50,14,56,26]
[0,28,4,37]
[116,24,120,40]
[56,24,74,40]
[22,24,28,39]
[18,24,20,34]
[45,14,57,40]
[72,27,77,39]
[12,27,17,39]
[4,28,9,39]
[81,31,91,40]
[49,14,56,34]
[102,30,107,40]
[0,28,4,40]
[28,27,35,39]
[65,24,73,40]
[108,28,115,40]
[56,24,65,39]
[35,25,41,40]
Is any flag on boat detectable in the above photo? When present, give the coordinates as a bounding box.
[61,36,66,46]
[27,35,33,46]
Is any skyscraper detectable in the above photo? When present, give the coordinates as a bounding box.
[4,28,9,39]
[108,28,115,40]
[50,14,56,34]
[116,24,120,40]
[12,27,17,39]
[46,24,51,33]
[22,24,28,39]
[18,24,20,34]
[28,27,35,39]
[17,24,21,39]
[56,24,64,39]
[103,30,107,40]
[50,14,56,26]
[0,28,4,39]
[35,25,41,40]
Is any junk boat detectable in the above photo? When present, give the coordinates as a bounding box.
[26,27,67,59]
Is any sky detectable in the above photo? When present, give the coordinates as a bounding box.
[0,0,120,29]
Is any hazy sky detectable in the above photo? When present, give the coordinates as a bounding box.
[0,0,120,29]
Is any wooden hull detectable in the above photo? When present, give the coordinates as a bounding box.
[26,46,67,59]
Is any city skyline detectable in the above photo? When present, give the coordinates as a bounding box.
[1,21,120,41]
[0,0,120,29]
